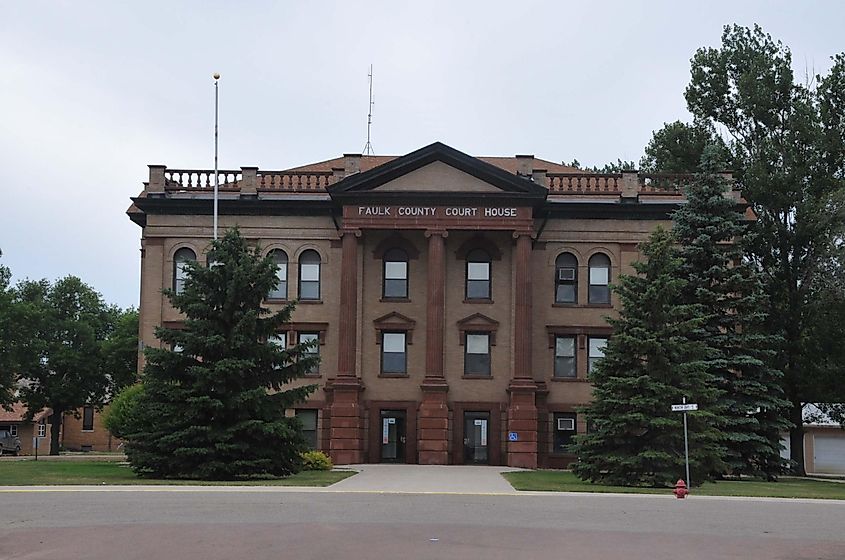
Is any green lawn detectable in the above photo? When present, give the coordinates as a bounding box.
[503,470,845,500]
[0,460,355,486]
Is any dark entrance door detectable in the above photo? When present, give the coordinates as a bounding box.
[463,411,490,464]
[380,410,406,463]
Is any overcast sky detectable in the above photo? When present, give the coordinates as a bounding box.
[1,1,842,309]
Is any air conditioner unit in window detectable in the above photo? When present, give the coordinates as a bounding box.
[557,417,575,431]
[558,268,576,281]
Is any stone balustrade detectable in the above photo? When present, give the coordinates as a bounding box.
[148,165,704,196]
[164,169,243,191]
[257,170,335,191]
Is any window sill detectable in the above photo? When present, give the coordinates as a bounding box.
[463,299,494,304]
[550,377,590,383]
[552,303,612,309]
[462,374,493,379]
[266,298,289,304]
[378,373,410,378]
[380,297,411,303]
[81,430,95,433]
[298,299,323,305]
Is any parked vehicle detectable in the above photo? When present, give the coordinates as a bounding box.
[0,429,21,456]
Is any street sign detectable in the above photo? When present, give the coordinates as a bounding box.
[671,403,698,412]
[508,432,519,442]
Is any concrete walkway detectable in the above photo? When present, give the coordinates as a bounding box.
[330,464,523,493]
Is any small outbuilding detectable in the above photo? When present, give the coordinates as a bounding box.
[0,403,52,455]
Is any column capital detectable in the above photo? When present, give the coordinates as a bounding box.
[424,229,449,239]
[512,229,535,240]
[340,227,362,238]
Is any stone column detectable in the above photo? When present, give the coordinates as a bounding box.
[329,227,364,464]
[418,229,450,465]
[507,231,538,468]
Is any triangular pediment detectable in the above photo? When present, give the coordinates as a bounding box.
[456,313,499,330]
[371,161,502,193]
[328,142,548,200]
[373,312,417,330]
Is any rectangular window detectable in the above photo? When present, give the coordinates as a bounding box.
[588,337,607,376]
[299,263,320,300]
[464,333,491,376]
[269,263,287,299]
[553,413,577,453]
[466,263,491,299]
[298,332,320,374]
[295,409,318,450]
[381,332,407,374]
[383,261,408,298]
[554,336,576,378]
[82,406,95,431]
[9,425,17,437]
[38,421,46,438]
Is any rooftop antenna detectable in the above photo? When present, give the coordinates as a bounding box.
[363,65,374,155]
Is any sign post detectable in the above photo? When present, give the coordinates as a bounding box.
[671,397,698,487]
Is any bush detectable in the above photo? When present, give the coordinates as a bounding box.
[300,450,333,471]
[103,384,145,440]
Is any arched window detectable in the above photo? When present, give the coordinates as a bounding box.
[588,253,611,304]
[383,248,408,299]
[298,250,321,300]
[173,248,196,294]
[555,252,578,304]
[268,249,288,300]
[466,249,491,300]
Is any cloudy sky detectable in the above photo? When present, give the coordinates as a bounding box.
[1,1,842,308]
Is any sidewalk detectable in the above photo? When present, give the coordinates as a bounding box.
[330,464,523,494]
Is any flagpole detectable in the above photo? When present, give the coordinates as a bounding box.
[213,72,220,240]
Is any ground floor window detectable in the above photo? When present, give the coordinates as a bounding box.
[295,409,318,449]
[82,406,95,431]
[552,413,577,453]
[37,420,46,438]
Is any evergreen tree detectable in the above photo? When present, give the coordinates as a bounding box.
[125,229,317,479]
[572,227,726,487]
[685,25,845,473]
[673,146,790,479]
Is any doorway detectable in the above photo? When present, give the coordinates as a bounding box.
[463,411,490,464]
[380,410,406,463]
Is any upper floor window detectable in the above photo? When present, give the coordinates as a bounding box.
[268,249,288,300]
[298,250,321,300]
[554,336,576,378]
[588,253,611,304]
[298,332,320,375]
[383,248,408,299]
[466,249,491,300]
[464,332,491,376]
[588,337,607,376]
[173,248,196,294]
[555,253,578,304]
[381,332,407,375]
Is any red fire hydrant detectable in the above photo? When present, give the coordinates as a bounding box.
[673,479,689,499]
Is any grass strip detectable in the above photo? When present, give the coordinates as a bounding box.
[502,470,845,499]
[0,460,354,486]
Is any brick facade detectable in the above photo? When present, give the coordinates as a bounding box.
[129,142,718,467]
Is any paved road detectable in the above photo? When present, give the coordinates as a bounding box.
[2,489,844,560]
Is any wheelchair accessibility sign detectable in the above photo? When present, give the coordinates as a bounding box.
[508,432,519,442]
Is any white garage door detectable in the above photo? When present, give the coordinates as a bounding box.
[813,435,845,475]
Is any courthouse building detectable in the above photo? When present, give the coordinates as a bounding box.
[128,142,708,468]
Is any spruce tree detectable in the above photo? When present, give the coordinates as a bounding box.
[672,146,790,479]
[572,227,726,487]
[125,229,317,479]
